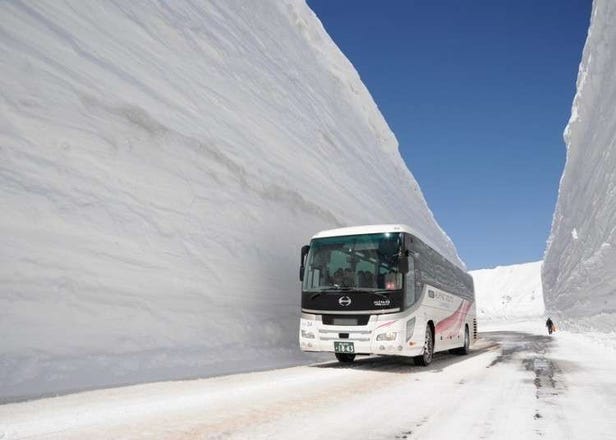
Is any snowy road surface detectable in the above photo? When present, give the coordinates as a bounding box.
[1,322,615,440]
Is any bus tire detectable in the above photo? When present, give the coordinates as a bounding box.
[414,324,434,366]
[452,325,470,355]
[335,353,356,363]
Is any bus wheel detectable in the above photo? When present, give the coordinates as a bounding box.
[335,353,356,363]
[414,325,433,366]
[452,325,470,355]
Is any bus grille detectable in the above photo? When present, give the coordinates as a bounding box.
[473,318,478,339]
[322,315,370,326]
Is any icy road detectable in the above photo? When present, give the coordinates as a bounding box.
[1,322,615,440]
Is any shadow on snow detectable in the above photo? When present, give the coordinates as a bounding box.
[310,336,500,374]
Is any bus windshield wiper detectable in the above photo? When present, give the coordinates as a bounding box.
[370,290,392,300]
[310,285,353,300]
[319,285,354,291]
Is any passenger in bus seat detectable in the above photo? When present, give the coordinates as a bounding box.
[357,271,367,287]
[332,268,344,286]
[364,272,374,287]
[343,268,354,286]
[385,271,399,290]
[325,271,333,286]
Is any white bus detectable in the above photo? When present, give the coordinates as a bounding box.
[299,224,476,365]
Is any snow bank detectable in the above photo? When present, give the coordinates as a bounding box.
[0,1,460,401]
[470,261,544,326]
[542,0,616,333]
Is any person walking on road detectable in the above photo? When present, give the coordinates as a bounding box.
[546,317,555,335]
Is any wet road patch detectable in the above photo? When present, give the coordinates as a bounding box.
[480,331,567,400]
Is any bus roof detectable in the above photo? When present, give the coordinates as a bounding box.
[311,224,419,239]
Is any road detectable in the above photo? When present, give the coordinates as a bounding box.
[1,323,615,439]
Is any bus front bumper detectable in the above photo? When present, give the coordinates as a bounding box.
[299,313,424,358]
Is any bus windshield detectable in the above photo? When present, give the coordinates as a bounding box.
[302,233,403,293]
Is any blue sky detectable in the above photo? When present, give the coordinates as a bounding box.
[307,0,592,270]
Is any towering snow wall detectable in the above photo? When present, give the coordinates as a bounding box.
[543,0,616,332]
[470,261,544,325]
[0,1,461,401]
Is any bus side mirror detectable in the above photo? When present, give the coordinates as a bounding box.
[399,250,410,273]
[300,245,310,281]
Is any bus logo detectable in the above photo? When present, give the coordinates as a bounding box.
[339,296,352,307]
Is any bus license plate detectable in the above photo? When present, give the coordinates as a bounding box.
[334,341,354,353]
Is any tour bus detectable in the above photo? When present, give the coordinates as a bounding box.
[298,224,476,365]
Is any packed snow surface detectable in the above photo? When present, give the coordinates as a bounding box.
[0,0,461,401]
[470,261,544,325]
[542,0,616,333]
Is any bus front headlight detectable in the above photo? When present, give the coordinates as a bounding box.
[301,329,316,339]
[376,331,397,341]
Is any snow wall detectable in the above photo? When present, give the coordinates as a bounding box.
[542,0,616,333]
[470,261,544,325]
[0,1,462,401]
